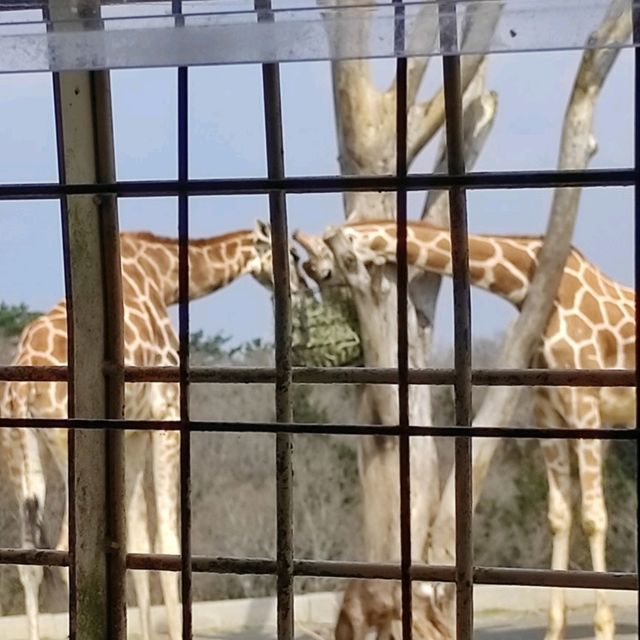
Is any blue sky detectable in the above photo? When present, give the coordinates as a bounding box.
[0,45,633,351]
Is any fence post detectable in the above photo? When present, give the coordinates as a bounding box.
[49,0,126,637]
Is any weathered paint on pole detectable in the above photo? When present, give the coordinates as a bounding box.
[50,0,125,637]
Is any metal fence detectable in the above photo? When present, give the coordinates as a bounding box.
[0,0,638,639]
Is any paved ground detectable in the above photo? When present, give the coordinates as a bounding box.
[187,607,638,640]
[473,608,638,639]
[2,590,635,639]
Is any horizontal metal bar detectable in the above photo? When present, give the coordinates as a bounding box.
[3,365,635,388]
[473,567,638,591]
[297,560,454,583]
[127,553,276,575]
[124,554,637,591]
[0,548,69,567]
[0,416,636,440]
[0,549,632,592]
[0,365,68,382]
[195,367,635,387]
[0,168,633,201]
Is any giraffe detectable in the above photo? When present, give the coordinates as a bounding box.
[294,219,634,640]
[0,220,305,640]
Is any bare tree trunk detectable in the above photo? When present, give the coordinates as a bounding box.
[295,4,502,639]
[316,0,502,572]
[428,0,632,572]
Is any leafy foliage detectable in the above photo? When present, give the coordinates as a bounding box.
[189,329,231,358]
[0,302,40,337]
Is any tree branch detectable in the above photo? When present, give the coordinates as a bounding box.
[407,2,503,164]
[422,61,497,224]
[398,2,440,106]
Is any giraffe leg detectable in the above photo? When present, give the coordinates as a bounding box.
[126,432,153,640]
[536,396,572,640]
[152,429,181,640]
[575,437,614,639]
[6,428,47,640]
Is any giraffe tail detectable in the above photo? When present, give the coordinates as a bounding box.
[20,438,59,599]
[3,383,57,586]
[22,494,49,550]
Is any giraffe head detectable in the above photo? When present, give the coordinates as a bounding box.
[293,224,389,287]
[248,220,308,293]
[291,227,336,283]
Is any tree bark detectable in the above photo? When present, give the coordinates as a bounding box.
[313,0,502,572]
[296,4,502,637]
[427,0,632,570]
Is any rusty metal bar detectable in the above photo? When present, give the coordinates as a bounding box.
[50,0,126,635]
[0,549,70,566]
[0,168,634,200]
[0,417,638,441]
[393,1,412,637]
[127,554,277,574]
[471,567,637,591]
[51,62,78,640]
[3,365,636,388]
[2,547,633,592]
[93,68,127,640]
[633,0,640,620]
[256,2,294,638]
[175,23,194,637]
[440,1,474,636]
[123,554,639,591]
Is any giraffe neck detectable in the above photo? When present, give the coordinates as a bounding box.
[345,220,543,307]
[121,229,260,306]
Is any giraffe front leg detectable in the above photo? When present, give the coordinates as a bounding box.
[541,438,572,640]
[575,438,614,640]
[152,429,181,640]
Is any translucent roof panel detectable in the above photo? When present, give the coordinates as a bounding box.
[0,0,634,74]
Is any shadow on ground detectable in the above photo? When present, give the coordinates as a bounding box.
[475,622,638,640]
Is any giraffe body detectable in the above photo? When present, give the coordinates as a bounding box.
[309,220,634,640]
[1,221,302,640]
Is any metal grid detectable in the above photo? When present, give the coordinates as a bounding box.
[0,1,637,639]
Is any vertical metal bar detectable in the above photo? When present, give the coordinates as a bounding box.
[174,0,193,634]
[633,2,640,618]
[439,1,474,637]
[47,3,77,631]
[51,68,78,639]
[49,0,126,636]
[92,68,127,640]
[393,1,412,639]
[256,2,294,638]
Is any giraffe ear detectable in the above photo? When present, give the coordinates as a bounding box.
[254,219,271,244]
[323,225,338,241]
